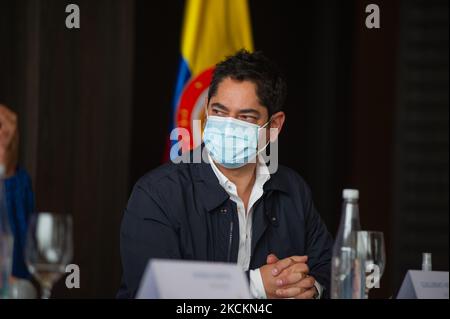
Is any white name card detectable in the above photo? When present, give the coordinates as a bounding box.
[397,270,449,299]
[136,259,252,299]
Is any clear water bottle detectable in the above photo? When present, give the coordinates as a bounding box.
[0,168,14,298]
[422,253,432,271]
[331,189,364,299]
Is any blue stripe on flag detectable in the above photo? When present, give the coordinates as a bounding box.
[171,57,191,127]
[167,57,191,160]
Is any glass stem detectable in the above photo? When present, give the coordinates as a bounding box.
[41,286,52,299]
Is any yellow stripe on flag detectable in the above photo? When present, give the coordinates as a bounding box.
[181,0,254,76]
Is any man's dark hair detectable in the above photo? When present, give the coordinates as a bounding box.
[207,49,287,117]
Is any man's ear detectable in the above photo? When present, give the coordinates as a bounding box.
[268,111,285,142]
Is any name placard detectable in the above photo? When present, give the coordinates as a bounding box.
[136,259,252,299]
[397,270,449,299]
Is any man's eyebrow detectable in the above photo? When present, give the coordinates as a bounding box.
[210,104,261,117]
[210,103,229,111]
[239,108,261,116]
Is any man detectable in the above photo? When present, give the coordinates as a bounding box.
[118,50,333,299]
[0,104,34,279]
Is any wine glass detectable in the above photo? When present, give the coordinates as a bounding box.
[25,212,73,299]
[357,231,386,299]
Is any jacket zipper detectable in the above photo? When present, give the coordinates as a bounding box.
[227,220,233,262]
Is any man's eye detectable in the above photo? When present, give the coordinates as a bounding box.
[239,115,257,123]
[212,109,226,116]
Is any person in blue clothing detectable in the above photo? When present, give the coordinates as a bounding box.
[0,104,35,279]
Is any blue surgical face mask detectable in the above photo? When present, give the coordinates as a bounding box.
[203,111,271,169]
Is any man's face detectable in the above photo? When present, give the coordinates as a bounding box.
[203,77,285,172]
[206,77,285,145]
[207,77,270,125]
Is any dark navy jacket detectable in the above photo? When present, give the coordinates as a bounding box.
[118,155,333,298]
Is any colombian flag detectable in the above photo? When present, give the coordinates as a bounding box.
[168,0,254,160]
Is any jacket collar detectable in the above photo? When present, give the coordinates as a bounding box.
[263,170,290,194]
[189,145,290,212]
[193,160,230,212]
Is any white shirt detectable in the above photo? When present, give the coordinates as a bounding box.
[208,154,323,299]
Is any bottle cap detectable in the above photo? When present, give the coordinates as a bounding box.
[343,189,359,200]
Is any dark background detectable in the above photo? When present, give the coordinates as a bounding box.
[0,0,448,298]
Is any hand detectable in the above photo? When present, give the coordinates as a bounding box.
[260,254,318,299]
[260,254,309,298]
[0,104,19,178]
